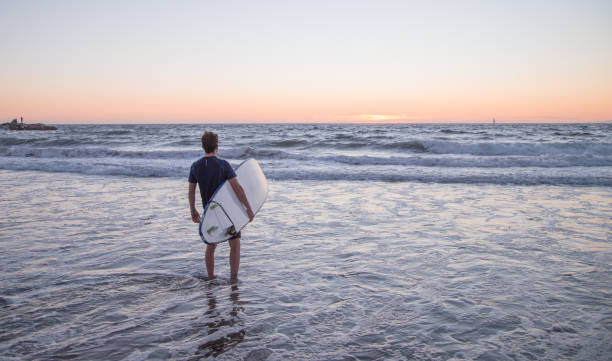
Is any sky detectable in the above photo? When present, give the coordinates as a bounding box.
[1,0,611,123]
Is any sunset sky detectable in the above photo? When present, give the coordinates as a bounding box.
[1,0,611,123]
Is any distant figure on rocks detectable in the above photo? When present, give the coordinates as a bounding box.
[1,119,56,131]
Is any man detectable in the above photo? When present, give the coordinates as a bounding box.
[188,131,254,283]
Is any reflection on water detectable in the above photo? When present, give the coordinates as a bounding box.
[196,285,245,359]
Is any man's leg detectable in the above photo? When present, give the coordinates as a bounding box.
[205,244,217,280]
[228,237,240,283]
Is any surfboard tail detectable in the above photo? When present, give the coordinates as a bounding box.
[199,201,235,244]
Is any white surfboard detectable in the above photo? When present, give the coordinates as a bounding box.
[199,158,268,244]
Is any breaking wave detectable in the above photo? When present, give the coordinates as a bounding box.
[2,143,611,168]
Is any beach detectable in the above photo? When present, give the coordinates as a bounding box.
[1,124,611,360]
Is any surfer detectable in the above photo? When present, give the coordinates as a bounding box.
[188,131,254,284]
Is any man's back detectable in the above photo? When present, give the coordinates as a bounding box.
[188,156,236,207]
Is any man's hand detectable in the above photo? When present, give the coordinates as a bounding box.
[188,182,200,223]
[228,178,255,222]
[191,208,201,223]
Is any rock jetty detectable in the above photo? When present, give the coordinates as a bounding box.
[1,119,57,131]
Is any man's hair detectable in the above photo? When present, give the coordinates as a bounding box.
[201,131,218,153]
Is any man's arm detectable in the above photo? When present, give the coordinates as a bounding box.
[188,182,200,223]
[229,177,254,221]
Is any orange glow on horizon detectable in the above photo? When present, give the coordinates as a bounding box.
[1,77,611,124]
[2,58,611,124]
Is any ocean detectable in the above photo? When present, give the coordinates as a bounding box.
[1,123,612,185]
[1,123,611,360]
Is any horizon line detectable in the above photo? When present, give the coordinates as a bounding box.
[22,120,612,125]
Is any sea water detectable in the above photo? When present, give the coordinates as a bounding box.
[1,123,611,185]
[1,123,611,360]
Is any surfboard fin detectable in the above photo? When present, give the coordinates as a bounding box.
[225,225,236,237]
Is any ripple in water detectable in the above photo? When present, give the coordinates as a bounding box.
[0,167,611,360]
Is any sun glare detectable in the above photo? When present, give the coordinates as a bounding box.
[357,114,406,122]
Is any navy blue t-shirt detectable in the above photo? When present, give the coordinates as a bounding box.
[188,156,236,208]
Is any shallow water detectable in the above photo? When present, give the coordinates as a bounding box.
[1,170,610,360]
